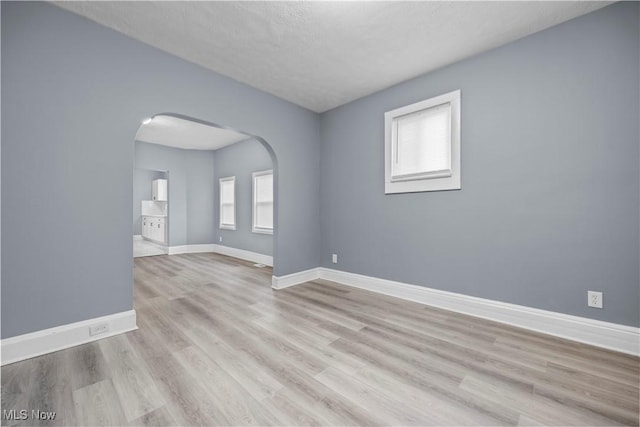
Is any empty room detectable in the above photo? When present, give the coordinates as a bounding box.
[1,1,639,426]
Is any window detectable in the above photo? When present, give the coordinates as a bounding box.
[384,90,461,194]
[252,170,273,234]
[219,176,236,230]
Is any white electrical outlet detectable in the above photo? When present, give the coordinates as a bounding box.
[588,291,603,309]
[89,323,109,336]
[219,236,223,242]
[332,253,338,264]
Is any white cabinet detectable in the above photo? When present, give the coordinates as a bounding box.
[142,216,166,244]
[153,217,166,243]
[142,216,151,241]
[152,179,168,202]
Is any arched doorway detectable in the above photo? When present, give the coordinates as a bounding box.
[132,113,278,272]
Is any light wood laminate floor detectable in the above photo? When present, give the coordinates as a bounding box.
[133,237,167,258]
[2,253,639,426]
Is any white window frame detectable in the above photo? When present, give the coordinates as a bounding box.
[219,176,236,230]
[252,169,274,235]
[384,89,461,194]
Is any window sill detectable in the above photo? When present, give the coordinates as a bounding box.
[252,228,273,235]
[390,169,452,183]
[385,174,460,194]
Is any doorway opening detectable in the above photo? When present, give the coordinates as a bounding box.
[132,113,278,271]
[133,168,169,257]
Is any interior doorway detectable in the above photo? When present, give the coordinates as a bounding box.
[133,168,169,257]
[132,113,278,270]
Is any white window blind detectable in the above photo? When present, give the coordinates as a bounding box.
[385,90,460,194]
[391,102,452,181]
[219,177,236,230]
[253,170,273,234]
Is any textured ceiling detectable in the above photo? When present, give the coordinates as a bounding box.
[54,1,610,113]
[135,115,249,150]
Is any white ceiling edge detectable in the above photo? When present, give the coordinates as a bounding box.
[53,1,612,113]
[135,115,250,151]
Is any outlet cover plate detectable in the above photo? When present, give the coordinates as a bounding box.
[89,323,109,336]
[588,291,603,309]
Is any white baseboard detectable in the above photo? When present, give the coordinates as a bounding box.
[168,244,273,266]
[271,267,639,355]
[213,245,273,267]
[1,310,138,366]
[168,244,217,255]
[272,268,321,290]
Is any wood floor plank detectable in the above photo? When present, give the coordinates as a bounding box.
[179,323,285,403]
[460,373,626,426]
[2,252,638,426]
[314,366,441,425]
[125,328,228,426]
[1,358,35,426]
[183,292,330,378]
[129,406,177,426]
[72,380,127,426]
[173,345,279,426]
[68,341,110,391]
[98,334,165,422]
[259,392,325,426]
[353,365,508,426]
[251,316,366,376]
[27,350,76,427]
[328,335,521,425]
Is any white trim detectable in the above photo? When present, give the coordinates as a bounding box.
[168,244,272,267]
[1,310,138,366]
[252,228,273,235]
[168,244,218,255]
[269,266,639,355]
[252,169,274,234]
[271,268,321,290]
[317,268,639,356]
[385,89,461,194]
[219,176,236,230]
[133,234,143,241]
[213,245,273,267]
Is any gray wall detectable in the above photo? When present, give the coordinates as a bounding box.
[136,139,272,252]
[320,2,639,327]
[133,169,166,235]
[214,138,274,256]
[185,150,217,246]
[1,1,637,340]
[1,1,321,339]
[135,142,216,247]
